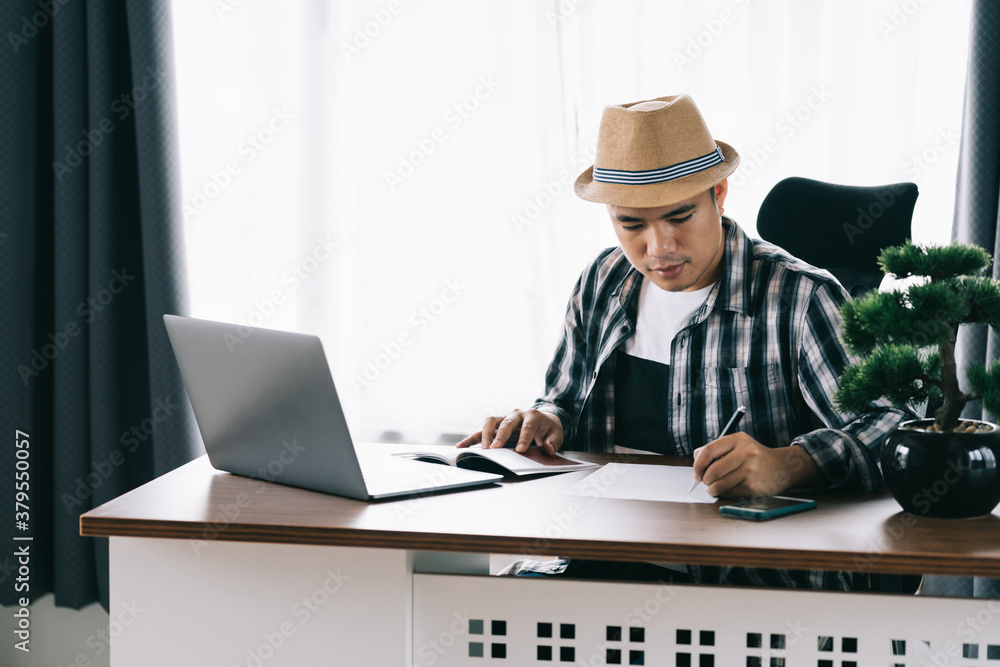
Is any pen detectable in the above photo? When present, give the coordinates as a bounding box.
[688,405,747,493]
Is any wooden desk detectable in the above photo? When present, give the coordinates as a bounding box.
[81,452,1000,666]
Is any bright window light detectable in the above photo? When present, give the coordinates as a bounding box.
[171,0,973,443]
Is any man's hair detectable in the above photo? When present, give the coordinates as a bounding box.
[708,186,717,204]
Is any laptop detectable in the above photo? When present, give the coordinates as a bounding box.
[162,314,502,500]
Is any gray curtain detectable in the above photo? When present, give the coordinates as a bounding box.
[920,0,1000,599]
[0,0,200,610]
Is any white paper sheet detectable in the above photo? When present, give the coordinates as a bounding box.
[562,463,717,504]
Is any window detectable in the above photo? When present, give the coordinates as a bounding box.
[172,0,972,442]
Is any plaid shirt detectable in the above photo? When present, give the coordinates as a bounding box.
[531,218,912,589]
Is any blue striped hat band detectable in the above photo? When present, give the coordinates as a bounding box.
[592,146,724,185]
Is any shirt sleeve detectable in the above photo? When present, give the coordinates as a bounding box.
[531,271,590,445]
[791,280,915,491]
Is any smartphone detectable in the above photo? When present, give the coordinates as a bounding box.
[719,496,817,521]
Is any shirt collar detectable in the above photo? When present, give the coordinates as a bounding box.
[709,216,753,317]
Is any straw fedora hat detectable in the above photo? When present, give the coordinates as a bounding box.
[575,94,740,208]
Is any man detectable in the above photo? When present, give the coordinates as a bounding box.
[458,94,911,588]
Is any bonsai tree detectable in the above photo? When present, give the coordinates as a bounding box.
[835,241,1000,432]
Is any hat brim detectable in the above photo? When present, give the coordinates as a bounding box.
[574,141,740,208]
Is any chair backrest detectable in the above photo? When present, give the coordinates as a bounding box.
[756,177,918,297]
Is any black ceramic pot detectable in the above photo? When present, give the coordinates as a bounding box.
[881,419,1000,518]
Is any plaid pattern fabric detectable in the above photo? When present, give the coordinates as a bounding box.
[531,218,913,590]
[503,557,861,591]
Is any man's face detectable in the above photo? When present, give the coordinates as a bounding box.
[609,180,728,292]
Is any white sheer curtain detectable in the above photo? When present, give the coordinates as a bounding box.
[171,0,972,444]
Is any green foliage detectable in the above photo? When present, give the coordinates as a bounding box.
[907,281,969,332]
[923,349,942,385]
[967,360,1000,422]
[835,344,930,413]
[956,275,1000,331]
[879,241,992,280]
[840,290,912,354]
[840,282,958,354]
[836,240,1000,430]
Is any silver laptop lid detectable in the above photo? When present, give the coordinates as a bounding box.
[163,315,369,500]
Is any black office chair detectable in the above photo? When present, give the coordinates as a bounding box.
[758,177,923,595]
[756,177,918,298]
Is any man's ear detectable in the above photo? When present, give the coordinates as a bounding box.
[713,179,729,215]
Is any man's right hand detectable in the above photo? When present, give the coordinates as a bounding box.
[455,409,565,455]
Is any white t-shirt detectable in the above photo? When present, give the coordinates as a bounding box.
[623,278,714,365]
[621,278,715,575]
